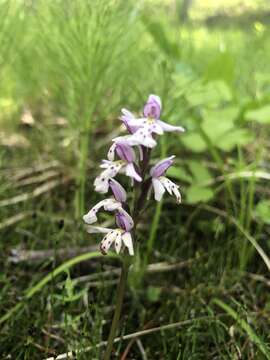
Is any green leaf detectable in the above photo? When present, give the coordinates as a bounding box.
[166,166,193,183]
[186,80,232,107]
[217,128,252,151]
[142,17,180,60]
[186,185,214,204]
[201,107,238,141]
[254,200,270,224]
[188,160,212,183]
[204,52,235,86]
[181,133,207,153]
[245,105,270,124]
[147,286,161,302]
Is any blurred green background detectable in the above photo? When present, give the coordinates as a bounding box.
[0,0,270,358]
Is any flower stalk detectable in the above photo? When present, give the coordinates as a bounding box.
[103,256,130,360]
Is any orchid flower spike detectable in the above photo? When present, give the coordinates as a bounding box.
[84,94,184,257]
[87,208,134,256]
[150,156,181,203]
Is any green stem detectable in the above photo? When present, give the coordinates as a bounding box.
[76,131,90,218]
[103,257,129,360]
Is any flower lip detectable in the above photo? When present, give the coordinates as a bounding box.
[99,228,134,256]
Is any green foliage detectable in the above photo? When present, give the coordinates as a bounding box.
[214,299,270,359]
[255,200,270,224]
[1,0,270,358]
[245,105,270,124]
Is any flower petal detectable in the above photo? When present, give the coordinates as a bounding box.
[125,163,142,182]
[100,230,119,255]
[120,108,139,134]
[86,226,113,234]
[157,119,185,133]
[116,208,134,231]
[143,94,162,119]
[94,175,110,193]
[149,122,164,135]
[159,176,173,195]
[109,178,127,202]
[115,142,136,163]
[112,135,139,147]
[107,143,117,161]
[160,177,181,203]
[122,232,134,255]
[130,127,157,148]
[172,185,181,203]
[152,178,165,201]
[150,155,175,178]
[83,199,121,224]
[94,162,123,193]
[114,231,122,254]
[103,199,122,211]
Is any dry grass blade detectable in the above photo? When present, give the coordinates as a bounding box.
[0,176,71,207]
[8,245,99,263]
[45,316,214,360]
[203,205,270,272]
[0,211,33,230]
[1,160,60,180]
[14,170,60,187]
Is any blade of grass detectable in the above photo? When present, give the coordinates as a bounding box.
[213,299,270,359]
[0,251,118,325]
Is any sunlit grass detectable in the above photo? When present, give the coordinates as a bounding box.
[0,0,270,358]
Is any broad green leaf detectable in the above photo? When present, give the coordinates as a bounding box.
[245,105,270,124]
[186,185,214,203]
[217,128,253,151]
[204,51,235,86]
[188,160,212,183]
[167,166,193,183]
[181,133,207,153]
[255,200,270,224]
[201,106,238,141]
[186,80,232,107]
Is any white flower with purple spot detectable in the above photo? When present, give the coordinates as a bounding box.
[83,198,122,224]
[86,207,134,256]
[94,151,141,194]
[117,95,185,148]
[150,156,181,203]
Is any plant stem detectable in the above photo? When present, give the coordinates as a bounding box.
[103,257,130,360]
